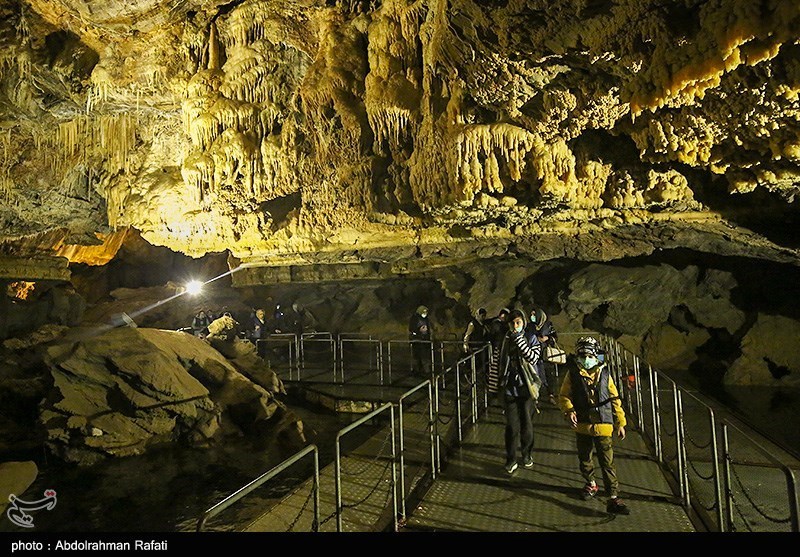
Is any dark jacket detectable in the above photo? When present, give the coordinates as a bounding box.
[409,313,432,341]
[558,360,626,437]
[192,313,211,334]
[497,313,542,399]
[463,314,487,347]
[525,308,557,376]
[250,315,268,341]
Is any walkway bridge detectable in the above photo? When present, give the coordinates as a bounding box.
[197,332,800,533]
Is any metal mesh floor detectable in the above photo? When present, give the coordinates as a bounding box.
[404,403,696,532]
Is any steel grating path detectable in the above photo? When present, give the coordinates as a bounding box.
[240,389,697,532]
[403,401,696,532]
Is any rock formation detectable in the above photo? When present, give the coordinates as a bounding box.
[0,325,301,466]
[0,1,798,399]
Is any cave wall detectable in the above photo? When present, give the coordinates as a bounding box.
[0,0,797,271]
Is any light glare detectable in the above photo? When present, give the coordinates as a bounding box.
[186,280,203,295]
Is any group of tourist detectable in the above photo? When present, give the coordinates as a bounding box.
[410,304,631,516]
[189,302,317,343]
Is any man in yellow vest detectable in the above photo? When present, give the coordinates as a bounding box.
[558,336,630,515]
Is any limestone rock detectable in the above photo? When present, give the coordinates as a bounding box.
[0,461,38,515]
[40,327,292,465]
[561,264,695,336]
[641,323,711,372]
[726,315,800,388]
[684,270,746,334]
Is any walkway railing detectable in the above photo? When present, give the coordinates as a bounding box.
[601,335,800,532]
[212,331,799,532]
[196,444,320,532]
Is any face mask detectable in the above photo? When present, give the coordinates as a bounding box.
[421,313,428,318]
[578,355,599,369]
[529,314,536,324]
[513,324,523,333]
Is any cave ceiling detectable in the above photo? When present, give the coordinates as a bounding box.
[0,0,799,284]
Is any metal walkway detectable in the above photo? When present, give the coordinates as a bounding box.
[198,333,800,533]
[403,401,695,532]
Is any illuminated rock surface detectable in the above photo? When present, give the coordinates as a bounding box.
[0,0,796,268]
[0,0,798,428]
[38,327,298,465]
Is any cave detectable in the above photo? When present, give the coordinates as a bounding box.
[0,0,799,537]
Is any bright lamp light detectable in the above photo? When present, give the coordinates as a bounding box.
[186,280,203,296]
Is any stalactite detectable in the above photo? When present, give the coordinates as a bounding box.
[453,123,538,202]
[208,22,220,71]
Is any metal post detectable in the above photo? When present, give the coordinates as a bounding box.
[434,374,441,473]
[721,424,734,532]
[651,365,662,462]
[455,359,463,443]
[470,353,478,424]
[676,389,689,507]
[378,341,385,385]
[708,409,724,532]
[387,341,393,384]
[428,381,436,480]
[389,404,399,532]
[635,355,645,433]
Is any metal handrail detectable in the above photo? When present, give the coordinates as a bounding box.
[242,331,800,533]
[196,444,320,532]
[334,402,398,532]
[721,422,800,532]
[397,379,435,521]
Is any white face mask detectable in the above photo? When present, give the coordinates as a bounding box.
[578,355,599,369]
[421,312,428,319]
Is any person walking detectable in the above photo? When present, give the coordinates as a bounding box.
[526,307,559,405]
[408,305,433,376]
[496,309,542,474]
[486,307,510,397]
[462,307,488,353]
[558,336,630,515]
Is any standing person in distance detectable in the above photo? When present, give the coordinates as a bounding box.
[497,309,542,474]
[462,308,489,382]
[408,305,433,376]
[526,307,559,405]
[462,307,488,353]
[558,336,630,515]
[485,307,510,399]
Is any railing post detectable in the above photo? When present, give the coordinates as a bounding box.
[390,404,399,533]
[378,341,385,385]
[471,354,478,424]
[721,424,734,532]
[676,389,689,507]
[455,359,463,443]
[651,365,663,462]
[634,355,645,434]
[708,409,724,532]
[434,374,441,474]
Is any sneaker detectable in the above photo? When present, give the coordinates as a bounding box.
[581,483,599,500]
[607,498,630,515]
[505,461,518,474]
[523,456,534,469]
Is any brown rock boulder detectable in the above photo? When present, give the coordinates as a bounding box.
[41,327,294,465]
